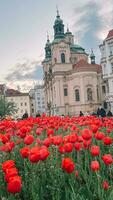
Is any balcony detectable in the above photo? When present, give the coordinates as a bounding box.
[109,54,113,61]
[103,74,108,79]
[101,57,106,63]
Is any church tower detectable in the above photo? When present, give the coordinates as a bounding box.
[45,34,51,59]
[53,9,65,39]
[90,49,95,64]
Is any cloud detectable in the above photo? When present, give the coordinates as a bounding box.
[5,59,43,92]
[71,0,113,62]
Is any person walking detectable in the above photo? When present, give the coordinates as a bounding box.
[100,108,106,118]
[79,111,84,116]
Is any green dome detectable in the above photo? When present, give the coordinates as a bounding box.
[65,27,72,35]
[54,16,63,25]
[52,37,66,45]
[53,10,65,39]
[70,44,86,54]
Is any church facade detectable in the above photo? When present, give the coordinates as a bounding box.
[42,11,102,115]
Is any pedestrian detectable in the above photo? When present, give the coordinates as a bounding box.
[97,108,101,117]
[36,112,41,117]
[100,108,106,117]
[79,111,84,116]
[107,110,112,117]
[22,111,28,119]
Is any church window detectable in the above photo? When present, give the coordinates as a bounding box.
[75,89,80,101]
[97,86,99,100]
[111,63,113,73]
[61,53,65,63]
[87,88,93,101]
[102,86,106,94]
[59,27,61,32]
[54,58,57,63]
[64,88,68,96]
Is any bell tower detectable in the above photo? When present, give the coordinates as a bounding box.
[45,33,51,59]
[53,9,65,39]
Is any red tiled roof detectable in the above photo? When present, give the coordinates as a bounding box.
[6,88,29,97]
[6,89,21,95]
[73,59,102,73]
[106,29,113,39]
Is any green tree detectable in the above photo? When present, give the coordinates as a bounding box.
[0,97,17,119]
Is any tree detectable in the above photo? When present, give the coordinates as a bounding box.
[0,97,17,119]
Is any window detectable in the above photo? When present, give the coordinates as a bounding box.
[103,64,106,74]
[87,88,93,101]
[111,63,113,73]
[21,103,23,106]
[97,86,99,100]
[61,53,65,63]
[64,88,68,96]
[25,102,27,106]
[102,86,106,94]
[38,101,40,104]
[32,109,34,113]
[75,89,80,101]
[54,58,57,63]
[37,97,40,100]
[109,46,113,55]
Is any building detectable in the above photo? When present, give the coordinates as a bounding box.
[42,10,102,115]
[99,29,113,112]
[6,89,31,119]
[29,84,45,115]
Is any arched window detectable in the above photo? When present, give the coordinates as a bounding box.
[87,88,93,101]
[102,85,106,94]
[54,58,57,63]
[75,89,80,101]
[61,53,65,63]
[97,86,99,100]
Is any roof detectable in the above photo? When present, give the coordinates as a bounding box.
[106,29,113,39]
[70,44,87,54]
[6,89,29,97]
[52,37,66,44]
[73,59,102,73]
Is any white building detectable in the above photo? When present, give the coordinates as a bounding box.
[29,85,45,115]
[42,10,102,115]
[6,89,31,119]
[99,29,113,112]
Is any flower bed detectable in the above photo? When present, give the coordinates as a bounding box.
[0,115,113,200]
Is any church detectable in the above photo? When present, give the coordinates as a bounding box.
[42,10,102,115]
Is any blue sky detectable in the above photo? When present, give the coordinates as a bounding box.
[0,0,113,91]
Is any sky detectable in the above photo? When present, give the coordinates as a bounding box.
[0,0,113,91]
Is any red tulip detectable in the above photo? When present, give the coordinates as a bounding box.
[102,154,113,165]
[102,181,110,190]
[62,158,75,173]
[103,136,112,145]
[82,129,92,140]
[24,135,34,145]
[90,145,100,156]
[7,176,22,193]
[91,161,100,171]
